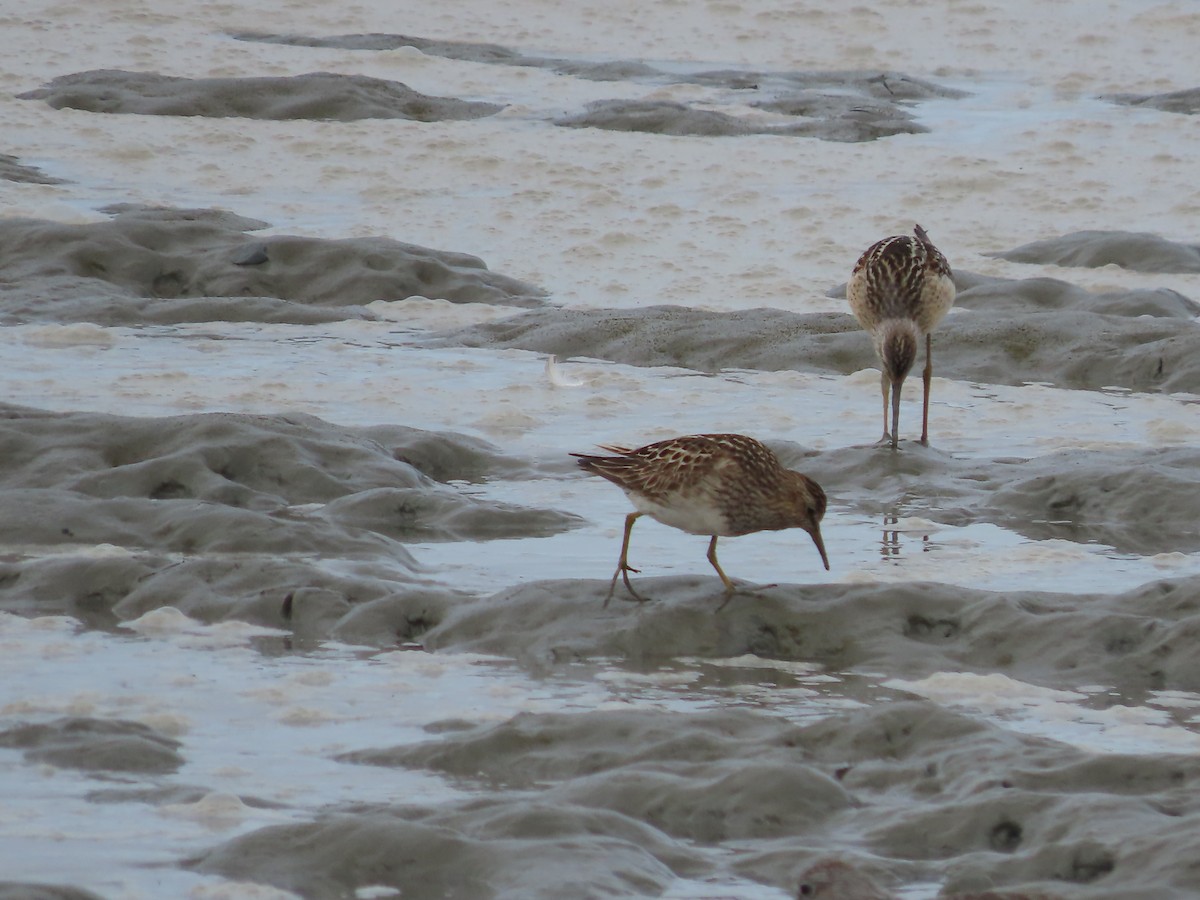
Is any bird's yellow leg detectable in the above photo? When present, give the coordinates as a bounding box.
[606,512,647,607]
[707,535,739,611]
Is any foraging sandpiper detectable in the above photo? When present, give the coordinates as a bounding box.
[572,433,829,606]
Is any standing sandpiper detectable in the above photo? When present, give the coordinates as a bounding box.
[846,224,955,448]
[571,433,829,607]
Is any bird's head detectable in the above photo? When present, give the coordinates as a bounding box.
[784,471,830,571]
[874,318,919,387]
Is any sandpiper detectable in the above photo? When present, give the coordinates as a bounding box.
[571,433,829,607]
[846,224,955,448]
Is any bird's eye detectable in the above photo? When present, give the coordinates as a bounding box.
[798,884,814,897]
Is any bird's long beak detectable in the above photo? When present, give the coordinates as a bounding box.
[890,375,903,450]
[809,526,830,571]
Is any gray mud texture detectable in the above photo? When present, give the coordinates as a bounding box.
[185,700,1200,898]
[6,45,1200,894]
[0,717,183,774]
[0,205,546,325]
[427,265,1200,392]
[0,885,107,900]
[6,222,1200,896]
[188,800,704,899]
[18,70,503,121]
[553,96,927,141]
[377,572,1200,695]
[992,231,1200,273]
[1102,86,1200,115]
[0,153,65,185]
[95,214,1200,897]
[14,389,1187,895]
[0,403,578,632]
[229,32,965,142]
[774,440,1200,556]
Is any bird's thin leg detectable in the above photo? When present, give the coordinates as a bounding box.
[920,333,933,445]
[708,536,739,611]
[878,370,892,445]
[606,512,647,607]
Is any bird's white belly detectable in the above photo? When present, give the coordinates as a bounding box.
[627,490,729,536]
[918,273,956,331]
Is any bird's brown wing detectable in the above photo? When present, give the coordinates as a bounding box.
[571,434,736,500]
